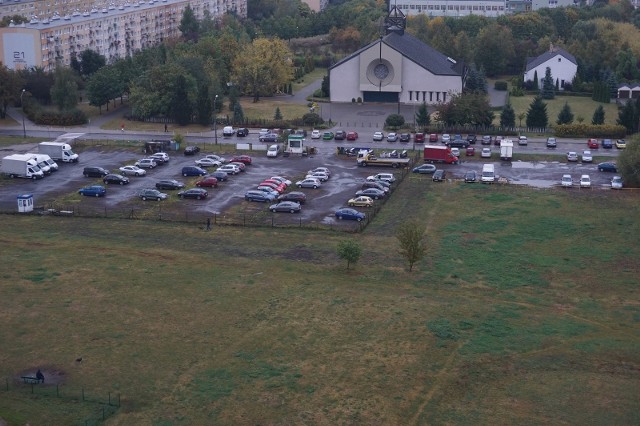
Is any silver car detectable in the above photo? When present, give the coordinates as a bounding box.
[216,164,240,175]
[296,178,322,189]
[119,165,147,176]
[135,158,157,169]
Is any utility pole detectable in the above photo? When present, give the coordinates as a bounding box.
[20,89,26,138]
[213,94,218,145]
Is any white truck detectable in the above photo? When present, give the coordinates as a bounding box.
[33,154,59,172]
[481,163,495,183]
[39,142,79,163]
[500,139,513,161]
[1,154,45,179]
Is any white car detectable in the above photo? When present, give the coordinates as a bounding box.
[259,128,270,137]
[308,167,331,176]
[611,176,623,189]
[296,178,322,189]
[450,147,460,157]
[518,135,528,145]
[580,174,591,188]
[567,151,578,162]
[311,130,321,139]
[305,172,329,182]
[441,134,451,143]
[135,158,157,169]
[561,174,573,188]
[481,147,491,158]
[150,152,170,163]
[270,176,292,186]
[205,154,227,164]
[369,173,395,183]
[195,158,221,168]
[217,164,240,175]
[119,165,147,176]
[373,131,384,141]
[222,126,235,136]
[581,150,593,163]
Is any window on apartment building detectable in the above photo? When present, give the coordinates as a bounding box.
[436,92,440,102]
[422,91,426,101]
[442,93,447,102]
[409,91,413,101]
[448,5,454,10]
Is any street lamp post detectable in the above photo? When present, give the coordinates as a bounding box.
[213,94,218,145]
[20,89,26,138]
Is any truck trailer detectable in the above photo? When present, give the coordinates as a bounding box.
[1,154,45,179]
[423,145,459,164]
[500,139,513,161]
[357,151,411,168]
[39,142,79,163]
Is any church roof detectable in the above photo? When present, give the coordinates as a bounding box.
[525,48,577,72]
[329,31,464,76]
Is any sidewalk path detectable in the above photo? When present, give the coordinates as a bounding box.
[291,78,322,104]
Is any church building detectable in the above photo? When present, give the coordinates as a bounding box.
[328,7,466,104]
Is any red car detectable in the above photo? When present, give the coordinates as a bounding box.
[259,181,286,193]
[195,176,218,188]
[428,133,438,143]
[262,179,287,189]
[415,133,425,143]
[466,146,475,156]
[346,131,359,141]
[231,155,252,165]
[587,138,599,149]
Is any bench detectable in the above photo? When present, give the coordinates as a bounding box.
[21,376,42,384]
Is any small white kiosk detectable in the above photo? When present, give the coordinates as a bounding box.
[17,194,34,213]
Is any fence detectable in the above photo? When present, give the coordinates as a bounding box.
[2,378,120,425]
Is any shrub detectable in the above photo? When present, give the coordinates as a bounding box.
[302,112,323,126]
[312,88,323,98]
[554,123,627,138]
[385,113,405,128]
[494,81,508,91]
[357,97,362,103]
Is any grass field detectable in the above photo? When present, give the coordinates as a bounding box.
[1,179,639,425]
[508,94,620,127]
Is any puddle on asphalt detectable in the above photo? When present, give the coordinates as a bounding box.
[511,161,547,169]
[509,179,556,188]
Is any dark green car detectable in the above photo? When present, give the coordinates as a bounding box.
[322,131,334,141]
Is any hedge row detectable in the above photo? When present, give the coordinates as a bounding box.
[554,123,627,138]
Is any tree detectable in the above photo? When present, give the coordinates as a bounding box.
[396,220,427,272]
[556,102,574,125]
[321,74,330,98]
[592,105,605,125]
[500,102,516,128]
[231,38,294,102]
[416,102,430,128]
[434,92,494,127]
[617,136,640,187]
[50,67,78,111]
[337,240,362,270]
[302,112,322,126]
[170,75,192,125]
[533,70,539,90]
[617,100,637,133]
[385,113,405,128]
[179,5,199,42]
[517,112,526,127]
[274,107,283,120]
[86,65,121,113]
[233,102,244,124]
[474,23,515,77]
[541,67,555,99]
[196,84,212,126]
[76,49,106,77]
[0,65,24,119]
[526,96,548,129]
[465,64,487,94]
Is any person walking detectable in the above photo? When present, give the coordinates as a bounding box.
[164,123,168,132]
[206,217,211,231]
[121,123,125,132]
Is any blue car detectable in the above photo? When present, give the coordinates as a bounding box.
[245,190,276,202]
[78,185,106,197]
[181,166,208,177]
[335,208,366,222]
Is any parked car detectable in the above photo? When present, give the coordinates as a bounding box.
[466,146,475,156]
[450,147,460,157]
[195,177,218,188]
[216,164,240,175]
[432,169,446,182]
[587,138,599,149]
[296,178,322,189]
[78,185,106,197]
[611,176,623,189]
[322,131,335,141]
[245,190,275,202]
[119,165,147,176]
[259,133,278,142]
[580,175,591,188]
[306,172,329,182]
[414,133,425,143]
[373,131,384,141]
[466,134,477,144]
[615,139,626,149]
[581,150,593,163]
[428,133,438,143]
[269,201,301,213]
[259,129,270,137]
[334,130,346,140]
[365,177,391,188]
[387,132,398,142]
[441,134,451,144]
[335,208,365,221]
[177,188,208,199]
[601,139,613,149]
[412,164,437,174]
[311,129,321,139]
[566,152,578,162]
[182,166,208,177]
[270,176,292,186]
[308,167,331,176]
[346,131,359,141]
[135,158,157,169]
[262,179,287,190]
[546,137,557,148]
[184,146,200,155]
[222,126,235,137]
[481,135,492,145]
[561,174,573,188]
[464,170,477,183]
[103,174,129,185]
[597,162,617,172]
[494,135,503,146]
[258,182,285,193]
[399,133,411,142]
[205,154,228,164]
[209,171,228,181]
[277,191,306,204]
[231,155,252,165]
[348,196,374,207]
[447,138,469,148]
[355,188,385,199]
[229,162,246,172]
[361,181,388,193]
[368,173,395,183]
[150,152,170,164]
[156,179,184,190]
[83,166,109,178]
[236,128,249,137]
[481,147,492,158]
[195,158,221,168]
[139,188,168,201]
[256,186,280,198]
[518,135,528,145]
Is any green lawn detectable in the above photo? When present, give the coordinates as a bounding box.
[507,94,620,127]
[1,180,639,424]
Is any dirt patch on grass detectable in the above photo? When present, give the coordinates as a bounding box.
[16,366,67,386]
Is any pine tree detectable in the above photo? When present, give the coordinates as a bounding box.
[526,96,548,129]
[533,70,539,90]
[500,102,516,128]
[617,101,636,133]
[171,75,192,126]
[556,102,574,125]
[196,84,212,126]
[415,102,430,128]
[541,67,555,99]
[274,107,283,120]
[592,105,605,125]
[233,102,244,124]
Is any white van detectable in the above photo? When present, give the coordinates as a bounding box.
[481,164,495,183]
[267,144,280,157]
